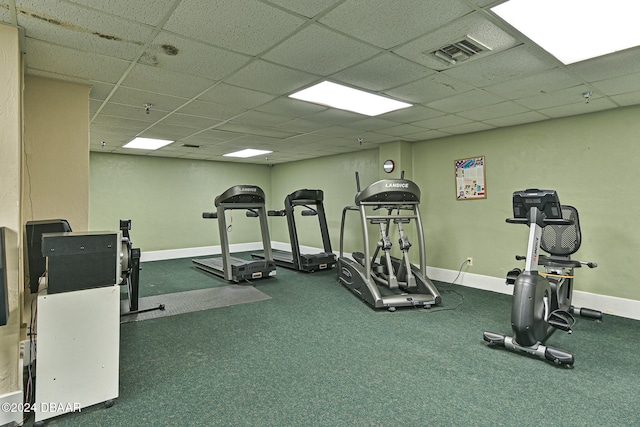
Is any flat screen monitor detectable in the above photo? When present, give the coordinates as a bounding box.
[25,219,72,293]
[512,189,562,219]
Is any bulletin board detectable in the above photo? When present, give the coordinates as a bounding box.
[455,156,486,200]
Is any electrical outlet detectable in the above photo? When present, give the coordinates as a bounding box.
[466,257,473,267]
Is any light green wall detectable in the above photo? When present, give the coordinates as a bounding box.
[90,105,640,303]
[269,149,379,253]
[413,105,640,301]
[89,153,271,251]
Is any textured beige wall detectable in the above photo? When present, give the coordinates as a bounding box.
[0,23,22,399]
[23,76,90,230]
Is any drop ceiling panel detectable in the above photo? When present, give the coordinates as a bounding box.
[141,32,252,81]
[515,85,594,110]
[426,89,505,113]
[568,47,640,82]
[163,0,305,56]
[24,38,130,83]
[266,0,342,18]
[457,101,530,121]
[197,83,276,109]
[67,0,178,26]
[160,113,223,130]
[393,11,520,71]
[331,52,435,92]
[107,87,189,111]
[2,0,639,164]
[483,68,584,100]
[483,111,550,127]
[223,59,319,96]
[441,45,558,88]
[255,98,327,117]
[176,100,247,121]
[89,82,116,101]
[538,98,618,119]
[120,63,215,98]
[230,110,296,127]
[16,0,153,61]
[385,73,475,104]
[319,0,473,49]
[262,23,382,75]
[591,72,640,97]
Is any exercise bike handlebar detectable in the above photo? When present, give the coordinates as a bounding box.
[515,255,597,268]
[506,217,573,226]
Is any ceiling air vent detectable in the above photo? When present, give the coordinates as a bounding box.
[430,36,491,66]
[181,143,200,148]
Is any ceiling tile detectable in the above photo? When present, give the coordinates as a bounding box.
[197,83,276,109]
[163,0,305,56]
[457,101,530,121]
[121,63,215,98]
[591,72,640,97]
[107,87,189,111]
[266,0,342,18]
[176,100,247,121]
[538,98,618,119]
[255,97,327,117]
[262,23,382,75]
[24,38,130,83]
[140,32,252,81]
[160,113,223,130]
[483,68,584,100]
[426,89,505,113]
[385,73,475,105]
[223,59,319,95]
[17,0,154,61]
[67,0,178,26]
[231,110,294,127]
[569,47,640,82]
[515,85,594,110]
[412,114,471,129]
[319,0,473,49]
[483,111,550,127]
[441,45,558,88]
[393,11,520,71]
[331,52,434,92]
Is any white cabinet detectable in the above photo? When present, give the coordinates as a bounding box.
[35,285,119,423]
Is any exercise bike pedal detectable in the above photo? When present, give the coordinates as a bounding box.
[548,310,575,333]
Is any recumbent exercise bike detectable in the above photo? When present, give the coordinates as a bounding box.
[483,189,601,367]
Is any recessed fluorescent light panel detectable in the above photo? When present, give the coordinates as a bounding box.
[223,148,273,158]
[289,81,412,116]
[123,137,174,150]
[492,0,640,65]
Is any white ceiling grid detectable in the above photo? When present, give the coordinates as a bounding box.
[1,0,638,164]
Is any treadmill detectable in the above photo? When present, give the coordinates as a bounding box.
[252,189,336,272]
[193,185,276,282]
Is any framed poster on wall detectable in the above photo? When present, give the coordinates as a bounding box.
[455,156,486,200]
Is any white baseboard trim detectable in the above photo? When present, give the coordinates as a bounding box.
[140,242,265,262]
[0,390,23,426]
[427,266,640,321]
[141,244,640,321]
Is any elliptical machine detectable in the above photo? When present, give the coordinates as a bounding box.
[337,172,441,311]
[483,189,601,367]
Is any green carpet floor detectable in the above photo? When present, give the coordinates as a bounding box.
[27,255,640,426]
